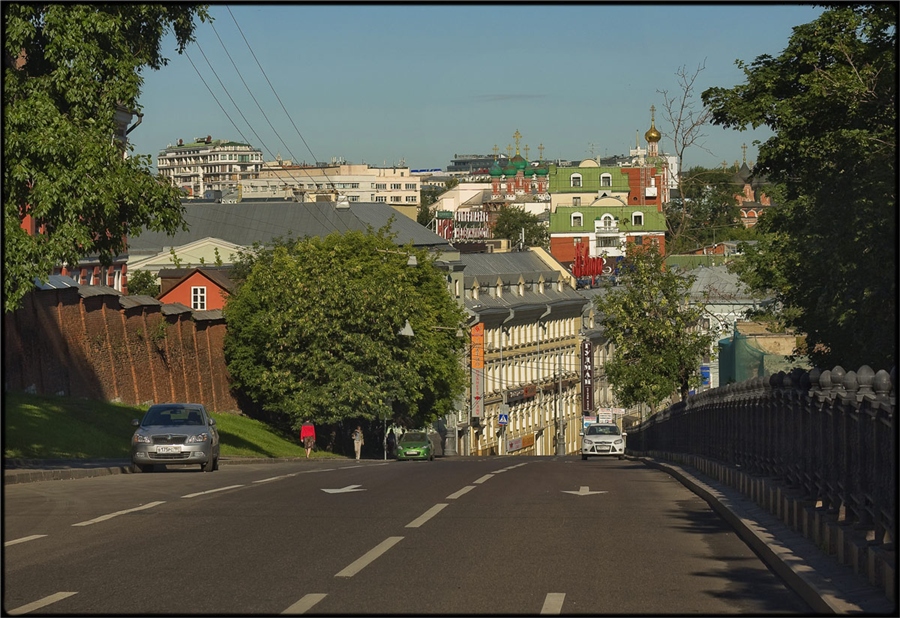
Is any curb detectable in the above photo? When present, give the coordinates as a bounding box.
[639,456,896,615]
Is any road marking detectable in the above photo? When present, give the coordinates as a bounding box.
[8,591,77,615]
[322,484,365,494]
[254,476,284,483]
[446,486,475,500]
[406,503,448,528]
[541,592,565,614]
[335,536,403,577]
[182,485,244,498]
[72,501,165,526]
[561,486,608,496]
[473,474,494,484]
[492,469,508,473]
[282,593,327,614]
[4,534,47,547]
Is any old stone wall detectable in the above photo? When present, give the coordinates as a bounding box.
[3,287,240,412]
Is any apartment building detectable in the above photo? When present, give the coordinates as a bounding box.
[244,159,420,220]
[157,136,263,197]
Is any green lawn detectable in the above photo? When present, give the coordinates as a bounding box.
[3,392,342,461]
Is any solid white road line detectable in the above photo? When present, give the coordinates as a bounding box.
[541,592,566,614]
[282,593,327,614]
[446,486,476,500]
[406,503,448,528]
[182,484,243,498]
[335,536,403,578]
[473,474,494,484]
[7,592,77,615]
[4,534,47,547]
[253,476,284,484]
[72,501,165,527]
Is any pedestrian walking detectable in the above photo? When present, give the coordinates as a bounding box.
[300,420,316,459]
[386,429,397,459]
[352,425,364,462]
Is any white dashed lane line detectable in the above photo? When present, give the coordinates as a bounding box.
[473,474,494,484]
[541,592,566,614]
[282,592,327,614]
[335,536,403,578]
[71,501,165,527]
[406,503,448,528]
[446,486,476,500]
[181,485,244,498]
[4,534,47,547]
[7,591,77,615]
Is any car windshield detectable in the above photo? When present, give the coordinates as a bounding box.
[400,432,427,443]
[586,425,620,436]
[142,406,203,426]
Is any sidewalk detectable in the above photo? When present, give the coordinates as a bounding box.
[4,455,896,614]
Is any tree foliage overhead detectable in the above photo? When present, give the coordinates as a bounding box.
[223,228,468,433]
[594,243,714,413]
[3,4,210,313]
[702,4,896,369]
[126,269,159,297]
[492,206,549,249]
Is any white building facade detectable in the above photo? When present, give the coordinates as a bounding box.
[157,136,263,198]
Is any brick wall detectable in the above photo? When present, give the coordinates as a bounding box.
[3,288,240,412]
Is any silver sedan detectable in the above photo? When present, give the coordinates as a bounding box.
[131,403,220,473]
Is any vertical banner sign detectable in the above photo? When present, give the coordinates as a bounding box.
[581,339,594,413]
[470,323,485,418]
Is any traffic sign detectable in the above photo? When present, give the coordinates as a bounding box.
[498,413,509,425]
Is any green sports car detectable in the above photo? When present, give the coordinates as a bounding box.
[396,431,434,461]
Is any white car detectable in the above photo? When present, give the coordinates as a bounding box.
[581,423,626,460]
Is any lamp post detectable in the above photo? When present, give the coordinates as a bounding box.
[432,325,466,457]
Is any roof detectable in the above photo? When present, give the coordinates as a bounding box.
[684,264,768,303]
[548,206,667,233]
[127,200,454,256]
[159,268,234,293]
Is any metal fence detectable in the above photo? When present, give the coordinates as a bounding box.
[627,365,896,549]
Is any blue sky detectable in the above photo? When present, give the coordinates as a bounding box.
[131,4,826,172]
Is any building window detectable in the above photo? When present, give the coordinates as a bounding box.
[405,196,417,202]
[571,213,583,227]
[600,173,612,187]
[391,183,401,190]
[405,183,416,190]
[391,196,402,202]
[633,236,643,245]
[191,286,207,310]
[349,195,360,202]
[570,174,582,188]
[375,183,386,190]
[633,213,643,226]
[573,197,581,207]
[598,236,618,248]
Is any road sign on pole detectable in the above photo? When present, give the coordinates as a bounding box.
[498,413,509,426]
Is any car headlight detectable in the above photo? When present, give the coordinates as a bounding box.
[133,434,151,444]
[187,433,209,443]
[614,438,623,445]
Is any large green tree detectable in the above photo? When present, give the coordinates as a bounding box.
[492,206,549,249]
[594,243,714,414]
[3,4,210,313]
[702,4,896,369]
[224,228,467,433]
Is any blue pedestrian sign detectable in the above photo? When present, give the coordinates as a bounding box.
[498,413,509,426]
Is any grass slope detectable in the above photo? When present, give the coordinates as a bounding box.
[3,392,339,460]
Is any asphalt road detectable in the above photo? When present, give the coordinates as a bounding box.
[3,456,814,615]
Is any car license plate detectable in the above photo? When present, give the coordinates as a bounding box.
[406,450,418,456]
[157,445,180,454]
[597,445,610,452]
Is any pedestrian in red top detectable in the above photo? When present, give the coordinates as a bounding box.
[300,420,316,459]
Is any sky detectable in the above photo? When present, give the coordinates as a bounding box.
[130,4,826,172]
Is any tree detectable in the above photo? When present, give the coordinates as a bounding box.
[657,62,714,251]
[594,242,714,414]
[666,166,747,254]
[126,269,159,297]
[3,4,210,313]
[492,206,549,249]
[702,4,896,369]
[223,227,467,434]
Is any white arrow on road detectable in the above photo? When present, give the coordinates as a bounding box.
[322,485,366,494]
[562,486,608,496]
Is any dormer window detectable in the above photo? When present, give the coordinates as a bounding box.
[570,173,582,188]
[518,281,524,296]
[571,212,583,227]
[600,173,612,187]
[633,212,643,226]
